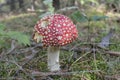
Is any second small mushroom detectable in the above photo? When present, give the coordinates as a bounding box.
[33,14,78,71]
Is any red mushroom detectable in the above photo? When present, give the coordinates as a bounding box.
[33,14,78,71]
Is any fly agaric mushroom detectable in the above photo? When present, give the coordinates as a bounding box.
[33,14,78,71]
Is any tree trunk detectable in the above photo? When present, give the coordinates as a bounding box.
[53,0,60,10]
[9,0,16,11]
[18,0,24,8]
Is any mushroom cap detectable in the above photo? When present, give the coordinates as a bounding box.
[34,14,78,46]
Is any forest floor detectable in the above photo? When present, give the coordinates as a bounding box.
[0,6,120,80]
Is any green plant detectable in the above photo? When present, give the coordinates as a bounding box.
[39,0,54,18]
[70,11,108,22]
[0,23,30,49]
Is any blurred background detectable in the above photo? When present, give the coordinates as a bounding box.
[0,0,120,80]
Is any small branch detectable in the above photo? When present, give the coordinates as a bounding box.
[105,75,120,80]
[31,70,100,76]
[7,40,16,54]
[69,51,91,70]
[27,9,46,13]
[105,51,120,56]
[31,43,120,56]
[0,77,23,80]
[62,46,120,56]
[57,6,79,12]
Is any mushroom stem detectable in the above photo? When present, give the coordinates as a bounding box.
[47,46,60,71]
